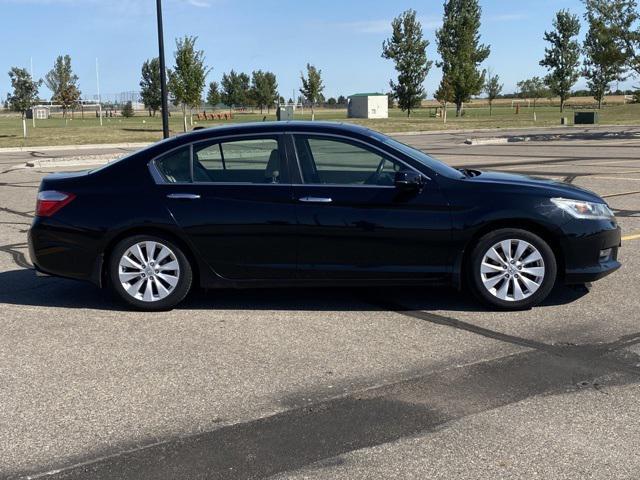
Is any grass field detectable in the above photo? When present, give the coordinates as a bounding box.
[1,103,639,148]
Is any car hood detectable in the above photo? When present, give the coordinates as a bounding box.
[466,170,604,203]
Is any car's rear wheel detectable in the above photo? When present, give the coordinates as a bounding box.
[468,228,557,310]
[109,235,192,310]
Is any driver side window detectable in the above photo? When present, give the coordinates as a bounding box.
[294,135,401,186]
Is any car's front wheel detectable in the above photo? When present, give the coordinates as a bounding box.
[109,235,192,311]
[468,228,557,310]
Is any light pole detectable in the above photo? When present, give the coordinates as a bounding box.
[156,0,170,139]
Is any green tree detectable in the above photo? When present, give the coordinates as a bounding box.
[121,101,134,118]
[167,36,209,132]
[516,76,549,112]
[327,97,337,106]
[207,81,221,107]
[337,95,347,105]
[220,70,250,107]
[251,70,279,113]
[7,67,42,138]
[540,10,581,112]
[582,0,640,76]
[483,69,503,116]
[45,55,81,118]
[382,9,432,117]
[299,63,324,120]
[140,58,162,117]
[434,76,454,123]
[436,0,491,117]
[582,2,630,108]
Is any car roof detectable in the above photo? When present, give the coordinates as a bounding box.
[169,121,379,144]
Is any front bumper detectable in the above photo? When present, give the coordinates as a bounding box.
[561,221,621,284]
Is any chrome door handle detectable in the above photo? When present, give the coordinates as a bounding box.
[166,193,201,200]
[298,196,332,203]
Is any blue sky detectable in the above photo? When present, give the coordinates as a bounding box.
[0,0,635,102]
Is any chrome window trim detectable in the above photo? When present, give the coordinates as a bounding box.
[148,129,431,187]
[285,130,431,187]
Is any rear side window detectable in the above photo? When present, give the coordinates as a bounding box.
[155,146,191,183]
[194,138,284,184]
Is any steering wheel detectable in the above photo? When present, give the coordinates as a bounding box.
[364,158,395,185]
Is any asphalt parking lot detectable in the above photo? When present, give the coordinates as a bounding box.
[1,126,639,480]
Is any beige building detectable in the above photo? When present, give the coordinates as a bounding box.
[347,93,388,119]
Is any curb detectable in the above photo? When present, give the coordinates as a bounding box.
[464,136,531,145]
[388,123,640,137]
[0,142,151,154]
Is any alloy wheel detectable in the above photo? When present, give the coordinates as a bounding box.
[479,238,545,302]
[118,241,180,302]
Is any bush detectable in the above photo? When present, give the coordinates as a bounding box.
[121,101,134,118]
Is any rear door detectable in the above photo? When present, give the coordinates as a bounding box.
[154,134,297,280]
[289,133,452,280]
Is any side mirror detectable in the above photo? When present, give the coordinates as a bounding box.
[394,170,424,191]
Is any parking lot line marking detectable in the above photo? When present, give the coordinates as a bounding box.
[622,233,640,242]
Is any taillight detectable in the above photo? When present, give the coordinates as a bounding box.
[36,191,76,217]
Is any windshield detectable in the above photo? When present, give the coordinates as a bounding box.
[376,135,464,179]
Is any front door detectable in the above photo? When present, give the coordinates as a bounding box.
[156,134,297,280]
[290,134,452,280]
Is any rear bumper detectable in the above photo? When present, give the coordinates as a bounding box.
[28,220,102,286]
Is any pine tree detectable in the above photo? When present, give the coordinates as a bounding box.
[382,9,432,117]
[121,101,134,118]
[220,70,251,107]
[299,64,324,121]
[540,10,581,112]
[251,70,279,113]
[207,81,221,107]
[436,0,491,117]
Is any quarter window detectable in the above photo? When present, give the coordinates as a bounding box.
[194,138,283,184]
[155,146,191,183]
[294,136,402,186]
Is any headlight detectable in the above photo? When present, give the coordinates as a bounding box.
[551,197,614,220]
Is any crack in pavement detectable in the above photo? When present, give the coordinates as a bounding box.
[0,207,34,219]
[602,190,640,199]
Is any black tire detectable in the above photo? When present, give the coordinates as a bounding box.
[109,234,193,311]
[467,228,557,310]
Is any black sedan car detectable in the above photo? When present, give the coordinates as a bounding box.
[29,122,621,310]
